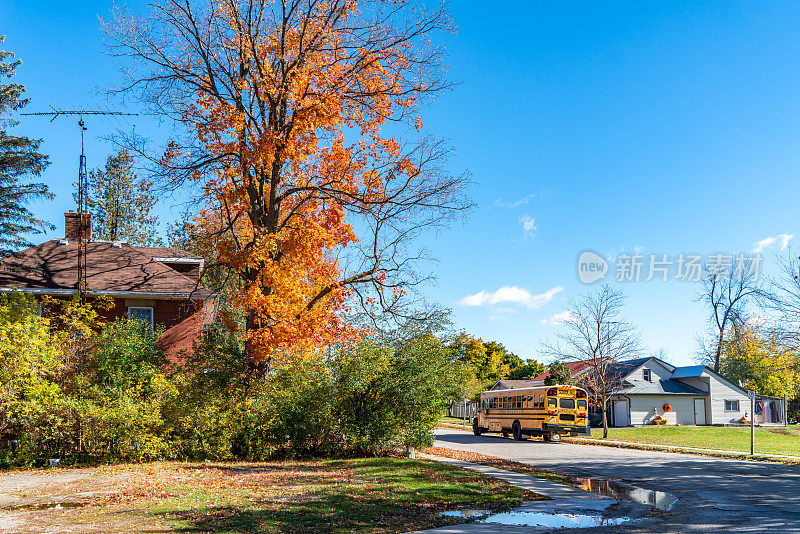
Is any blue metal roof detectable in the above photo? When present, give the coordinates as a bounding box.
[670,365,707,379]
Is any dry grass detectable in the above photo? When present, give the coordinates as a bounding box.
[0,458,540,533]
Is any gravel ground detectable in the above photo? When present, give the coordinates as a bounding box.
[0,466,168,533]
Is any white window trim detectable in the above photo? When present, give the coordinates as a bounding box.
[724,399,740,412]
[128,306,154,329]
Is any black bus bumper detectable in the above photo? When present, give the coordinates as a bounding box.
[542,423,590,436]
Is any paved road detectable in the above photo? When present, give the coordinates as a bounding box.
[434,428,800,533]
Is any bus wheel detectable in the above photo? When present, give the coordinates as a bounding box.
[472,420,482,436]
[542,433,552,442]
[512,422,525,441]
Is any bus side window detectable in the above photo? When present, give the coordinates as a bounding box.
[516,396,521,409]
[525,395,532,408]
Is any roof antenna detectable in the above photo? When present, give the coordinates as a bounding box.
[77,115,88,292]
[21,107,138,296]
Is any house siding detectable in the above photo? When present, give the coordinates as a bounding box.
[624,359,675,391]
[705,372,750,424]
[628,395,697,425]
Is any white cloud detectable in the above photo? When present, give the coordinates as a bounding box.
[460,286,563,310]
[540,310,576,325]
[495,193,536,209]
[520,214,537,239]
[753,233,794,253]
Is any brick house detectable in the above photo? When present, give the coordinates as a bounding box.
[0,211,217,361]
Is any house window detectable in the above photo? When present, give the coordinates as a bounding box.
[724,400,740,412]
[128,307,154,330]
[643,369,652,382]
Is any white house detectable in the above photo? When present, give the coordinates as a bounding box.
[533,356,787,427]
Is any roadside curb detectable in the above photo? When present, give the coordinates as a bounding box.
[437,423,471,431]
[562,436,800,464]
[418,452,597,500]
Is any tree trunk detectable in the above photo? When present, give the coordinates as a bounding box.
[601,395,609,439]
[714,330,723,372]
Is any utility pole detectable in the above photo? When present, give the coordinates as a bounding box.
[21,107,138,294]
[750,391,755,455]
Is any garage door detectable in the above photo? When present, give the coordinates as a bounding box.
[612,399,629,427]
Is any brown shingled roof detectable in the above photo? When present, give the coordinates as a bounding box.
[530,360,592,383]
[0,240,212,298]
[491,379,539,390]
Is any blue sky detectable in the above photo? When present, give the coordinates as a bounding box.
[5,1,800,365]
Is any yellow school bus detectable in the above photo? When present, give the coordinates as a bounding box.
[473,385,590,442]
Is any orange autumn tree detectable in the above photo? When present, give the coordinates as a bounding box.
[108,0,469,365]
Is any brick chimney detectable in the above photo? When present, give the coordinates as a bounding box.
[64,211,92,240]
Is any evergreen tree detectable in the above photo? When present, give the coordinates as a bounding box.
[0,36,52,254]
[83,149,160,246]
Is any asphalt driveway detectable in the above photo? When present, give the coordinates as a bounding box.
[433,428,800,533]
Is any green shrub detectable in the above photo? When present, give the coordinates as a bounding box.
[2,304,469,465]
[332,333,470,455]
[89,319,168,395]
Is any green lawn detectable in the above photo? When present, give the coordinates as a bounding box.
[440,415,471,426]
[589,426,800,457]
[130,458,539,533]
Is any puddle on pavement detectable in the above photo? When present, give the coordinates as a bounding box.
[576,478,676,510]
[442,510,636,528]
[482,511,635,528]
[441,509,490,519]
